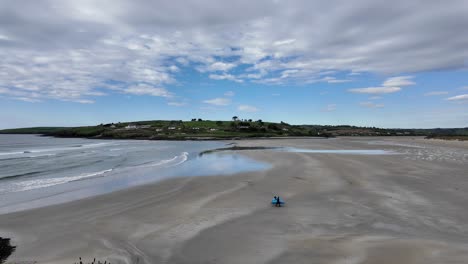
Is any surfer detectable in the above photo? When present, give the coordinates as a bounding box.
[275,196,281,207]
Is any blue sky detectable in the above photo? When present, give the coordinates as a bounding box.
[1,0,468,129]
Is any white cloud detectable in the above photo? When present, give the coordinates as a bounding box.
[327,79,351,84]
[167,101,186,106]
[280,69,300,79]
[349,87,401,94]
[1,1,467,103]
[322,104,336,112]
[203,97,231,106]
[321,76,351,83]
[348,71,361,76]
[124,84,172,97]
[208,62,237,72]
[424,91,449,96]
[360,102,384,108]
[349,76,414,94]
[209,74,243,83]
[175,57,189,66]
[238,104,259,112]
[273,39,296,46]
[74,99,95,104]
[369,96,382,100]
[168,65,179,72]
[0,34,11,41]
[446,94,468,101]
[14,97,42,103]
[224,91,235,96]
[245,73,263,79]
[382,76,415,87]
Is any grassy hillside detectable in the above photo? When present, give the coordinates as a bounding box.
[0,120,317,140]
[1,121,467,140]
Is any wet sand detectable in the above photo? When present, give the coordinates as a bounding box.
[1,137,468,263]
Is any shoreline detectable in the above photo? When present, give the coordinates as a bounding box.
[0,139,269,215]
[1,137,467,263]
[4,132,467,143]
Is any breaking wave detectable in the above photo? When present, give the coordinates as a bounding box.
[10,169,114,192]
[137,152,189,168]
[2,152,189,193]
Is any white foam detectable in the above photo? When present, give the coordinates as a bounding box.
[0,142,112,157]
[0,151,25,156]
[138,152,189,168]
[12,169,113,192]
[7,152,189,193]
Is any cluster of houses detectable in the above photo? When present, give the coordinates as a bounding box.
[124,124,151,129]
[122,124,219,133]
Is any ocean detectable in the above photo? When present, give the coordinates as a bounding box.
[0,135,268,214]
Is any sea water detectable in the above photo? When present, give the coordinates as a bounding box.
[0,135,269,214]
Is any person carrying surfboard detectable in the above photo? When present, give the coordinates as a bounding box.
[275,196,281,207]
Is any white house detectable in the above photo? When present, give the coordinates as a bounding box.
[125,124,137,129]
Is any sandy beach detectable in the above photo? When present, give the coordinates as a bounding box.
[1,137,468,264]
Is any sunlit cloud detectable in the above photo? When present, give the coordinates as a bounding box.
[424,91,449,96]
[349,76,414,94]
[322,104,337,112]
[360,102,384,108]
[203,97,231,106]
[224,91,235,97]
[382,76,415,87]
[349,87,401,94]
[124,84,173,97]
[0,1,466,104]
[167,101,187,106]
[238,104,259,112]
[446,94,468,101]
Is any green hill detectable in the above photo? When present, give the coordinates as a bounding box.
[1,121,467,140]
[0,120,317,140]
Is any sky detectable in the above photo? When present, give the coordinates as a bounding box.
[0,0,468,129]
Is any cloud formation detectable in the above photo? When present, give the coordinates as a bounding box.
[224,91,235,97]
[349,76,414,94]
[424,91,449,96]
[382,76,415,87]
[446,94,468,101]
[203,97,231,106]
[124,84,172,97]
[349,87,401,94]
[238,105,259,112]
[167,101,187,106]
[360,102,385,108]
[1,1,467,103]
[322,104,337,112]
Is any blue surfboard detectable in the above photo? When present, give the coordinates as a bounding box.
[271,198,285,205]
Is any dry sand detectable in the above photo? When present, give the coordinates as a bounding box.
[1,137,468,263]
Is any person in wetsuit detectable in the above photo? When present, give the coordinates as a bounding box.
[275,196,281,207]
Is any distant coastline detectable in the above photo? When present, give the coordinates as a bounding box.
[1,119,467,141]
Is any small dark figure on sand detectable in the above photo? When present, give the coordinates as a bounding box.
[275,196,281,207]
